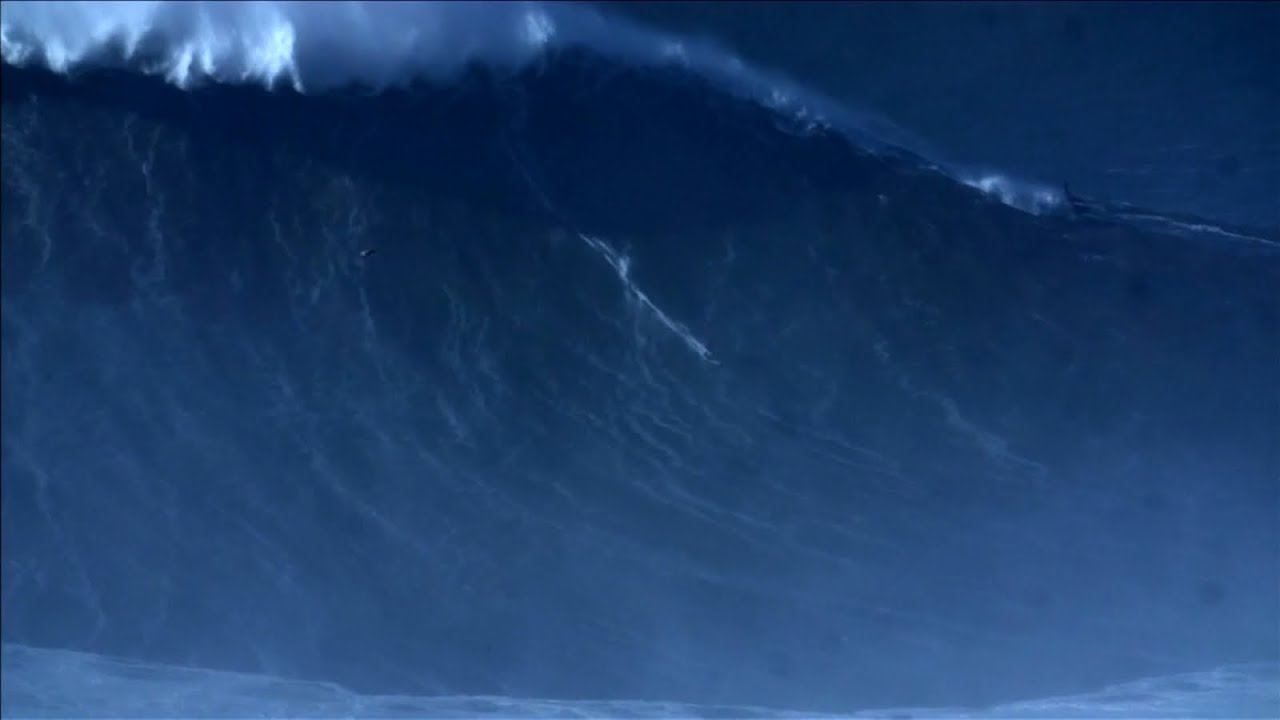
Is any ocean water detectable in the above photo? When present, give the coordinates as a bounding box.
[1,2,1278,718]
[605,1,1280,230]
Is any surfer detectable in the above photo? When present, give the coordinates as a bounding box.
[1062,183,1091,217]
[360,248,377,259]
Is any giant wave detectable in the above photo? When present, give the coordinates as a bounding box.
[2,1,1278,718]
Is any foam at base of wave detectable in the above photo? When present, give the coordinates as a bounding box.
[3,644,1276,718]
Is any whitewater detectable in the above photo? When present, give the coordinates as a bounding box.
[0,0,1072,213]
[4,643,1277,718]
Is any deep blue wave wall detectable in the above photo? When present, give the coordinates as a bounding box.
[2,53,1277,711]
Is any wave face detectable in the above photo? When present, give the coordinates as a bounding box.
[2,2,1279,715]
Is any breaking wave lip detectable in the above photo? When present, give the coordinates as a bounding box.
[0,0,1067,216]
[959,173,1067,216]
[22,0,1272,236]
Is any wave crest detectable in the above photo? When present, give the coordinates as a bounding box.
[961,173,1066,215]
[1,1,571,88]
[3,1,933,153]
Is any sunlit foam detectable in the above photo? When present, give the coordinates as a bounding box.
[961,173,1066,216]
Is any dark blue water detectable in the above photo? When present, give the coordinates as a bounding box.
[1,8,1278,716]
[608,2,1280,229]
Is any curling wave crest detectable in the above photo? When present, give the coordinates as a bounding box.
[0,0,1068,214]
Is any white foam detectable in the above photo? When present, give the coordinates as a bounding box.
[960,172,1066,215]
[0,2,922,145]
[0,1,1073,217]
[0,1,559,88]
